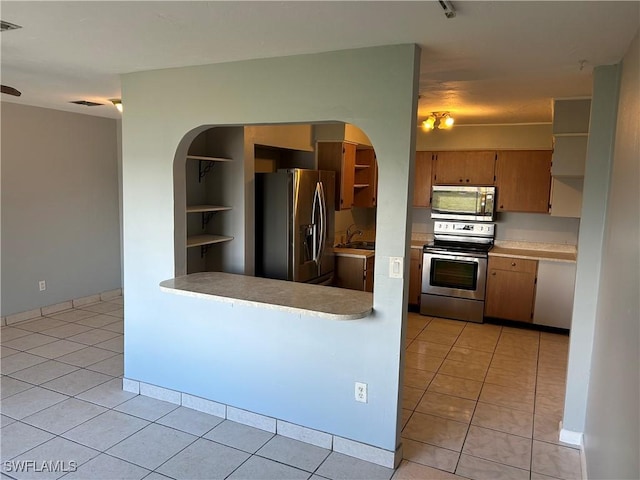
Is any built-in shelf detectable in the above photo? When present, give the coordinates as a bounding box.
[186,155,233,162]
[187,234,234,248]
[354,184,370,189]
[186,205,232,214]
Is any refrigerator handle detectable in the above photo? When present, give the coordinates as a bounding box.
[317,181,327,265]
[312,182,321,262]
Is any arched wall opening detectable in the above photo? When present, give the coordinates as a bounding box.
[121,44,419,459]
[173,122,379,294]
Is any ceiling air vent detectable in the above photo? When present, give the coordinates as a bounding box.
[438,0,456,18]
[70,100,104,107]
[1,20,22,32]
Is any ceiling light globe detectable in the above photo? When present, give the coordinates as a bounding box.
[422,117,436,130]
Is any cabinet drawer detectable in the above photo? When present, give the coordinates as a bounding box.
[489,256,537,273]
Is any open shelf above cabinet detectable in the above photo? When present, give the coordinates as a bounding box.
[187,234,234,248]
[186,205,232,214]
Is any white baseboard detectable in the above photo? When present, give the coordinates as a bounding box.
[559,426,583,446]
[3,288,123,325]
[125,377,398,468]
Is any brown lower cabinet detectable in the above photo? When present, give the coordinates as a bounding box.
[334,255,374,292]
[409,248,422,306]
[484,256,538,322]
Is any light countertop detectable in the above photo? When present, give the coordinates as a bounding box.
[490,242,577,263]
[332,247,375,259]
[160,272,373,320]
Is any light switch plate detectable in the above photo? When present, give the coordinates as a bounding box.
[389,257,403,279]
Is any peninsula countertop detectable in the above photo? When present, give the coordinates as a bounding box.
[160,272,373,320]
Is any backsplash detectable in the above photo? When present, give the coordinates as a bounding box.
[334,207,376,244]
[412,208,580,245]
[333,206,579,247]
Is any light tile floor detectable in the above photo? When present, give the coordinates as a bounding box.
[397,313,581,480]
[1,300,579,479]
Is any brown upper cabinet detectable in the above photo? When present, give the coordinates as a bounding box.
[413,151,434,208]
[433,151,496,186]
[353,148,378,208]
[495,150,552,213]
[317,142,356,210]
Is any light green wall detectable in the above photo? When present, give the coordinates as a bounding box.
[415,123,553,151]
[583,30,639,478]
[1,103,121,316]
[562,65,621,438]
[121,45,420,452]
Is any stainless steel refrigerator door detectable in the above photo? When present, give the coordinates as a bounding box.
[292,169,322,282]
[318,170,336,278]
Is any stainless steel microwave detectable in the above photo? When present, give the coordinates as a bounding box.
[431,185,496,222]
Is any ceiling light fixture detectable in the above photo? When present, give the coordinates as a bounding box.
[422,112,455,131]
[110,99,123,113]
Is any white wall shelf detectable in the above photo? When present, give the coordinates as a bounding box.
[187,234,234,248]
[186,155,233,162]
[186,205,232,214]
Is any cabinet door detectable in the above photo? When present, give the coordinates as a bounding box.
[364,255,375,293]
[464,151,497,185]
[495,150,552,213]
[409,248,423,306]
[485,257,537,322]
[341,143,356,209]
[533,261,576,329]
[334,255,365,291]
[413,151,434,207]
[433,151,467,184]
[434,151,495,185]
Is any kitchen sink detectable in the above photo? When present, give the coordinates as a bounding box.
[336,241,375,250]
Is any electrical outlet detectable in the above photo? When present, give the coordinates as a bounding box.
[389,257,403,279]
[355,382,368,403]
[38,280,46,291]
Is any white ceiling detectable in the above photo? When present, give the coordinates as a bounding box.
[1,1,638,124]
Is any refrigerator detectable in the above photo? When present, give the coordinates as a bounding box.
[255,169,335,284]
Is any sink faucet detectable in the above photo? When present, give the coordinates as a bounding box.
[346,224,363,243]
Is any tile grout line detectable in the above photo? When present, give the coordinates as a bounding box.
[452,321,503,476]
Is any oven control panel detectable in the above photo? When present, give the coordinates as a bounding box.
[434,221,495,237]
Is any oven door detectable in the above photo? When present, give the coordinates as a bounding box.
[422,252,487,300]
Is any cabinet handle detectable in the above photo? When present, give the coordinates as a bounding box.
[491,272,496,276]
[511,262,516,266]
[466,179,470,183]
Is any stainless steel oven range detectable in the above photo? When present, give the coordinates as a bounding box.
[420,221,495,323]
